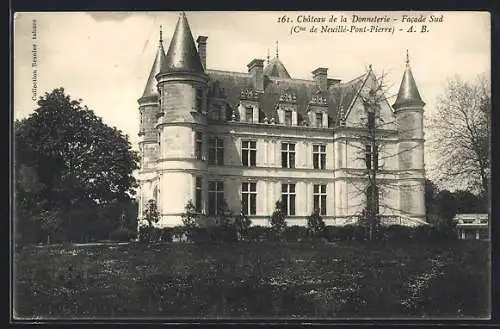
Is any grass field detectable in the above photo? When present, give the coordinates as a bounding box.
[13,240,490,319]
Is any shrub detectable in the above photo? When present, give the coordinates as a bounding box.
[381,225,413,242]
[109,228,136,242]
[143,199,160,227]
[209,224,238,242]
[138,225,162,243]
[269,201,287,241]
[181,200,201,240]
[169,226,187,242]
[324,225,367,242]
[234,212,252,241]
[247,226,272,242]
[306,210,326,238]
[284,225,309,242]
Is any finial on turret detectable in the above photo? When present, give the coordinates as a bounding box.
[276,40,279,58]
[406,49,410,65]
[368,64,372,70]
[159,25,163,44]
[267,48,270,64]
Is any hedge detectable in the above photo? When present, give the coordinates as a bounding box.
[137,223,456,244]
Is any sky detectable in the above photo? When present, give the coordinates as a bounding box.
[13,11,490,188]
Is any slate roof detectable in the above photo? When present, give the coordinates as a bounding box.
[140,40,166,102]
[206,69,367,126]
[393,61,425,109]
[162,12,204,75]
[263,57,292,79]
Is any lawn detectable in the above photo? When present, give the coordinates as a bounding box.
[13,240,490,319]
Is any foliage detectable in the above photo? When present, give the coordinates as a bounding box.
[324,225,367,242]
[181,200,200,230]
[143,199,160,227]
[429,74,490,198]
[138,226,161,243]
[233,212,252,241]
[36,209,64,244]
[246,226,272,242]
[268,200,287,241]
[284,225,310,242]
[306,209,326,238]
[108,228,136,242]
[14,88,139,244]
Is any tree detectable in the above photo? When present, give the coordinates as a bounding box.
[143,199,160,227]
[269,200,287,241]
[306,209,326,238]
[234,211,252,241]
[338,67,417,239]
[14,88,139,242]
[429,74,490,199]
[15,88,139,210]
[425,179,439,217]
[454,190,486,214]
[181,200,200,231]
[37,209,63,244]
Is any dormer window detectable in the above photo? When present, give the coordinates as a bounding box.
[245,106,254,123]
[211,105,222,121]
[315,112,323,128]
[285,110,293,126]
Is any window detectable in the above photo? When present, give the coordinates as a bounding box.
[366,184,379,215]
[211,106,221,121]
[284,110,293,125]
[208,137,224,165]
[368,111,375,130]
[365,144,378,170]
[313,144,326,169]
[245,106,254,123]
[315,112,323,128]
[242,140,257,167]
[313,184,327,215]
[195,132,203,160]
[281,143,295,168]
[196,88,203,112]
[195,177,203,212]
[281,183,296,216]
[242,182,257,215]
[208,181,224,216]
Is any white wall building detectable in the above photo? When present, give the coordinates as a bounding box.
[136,13,427,228]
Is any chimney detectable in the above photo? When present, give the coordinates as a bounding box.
[196,36,208,69]
[312,67,328,92]
[247,59,264,91]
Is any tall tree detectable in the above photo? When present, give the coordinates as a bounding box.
[429,74,490,199]
[341,67,424,238]
[15,88,139,209]
[15,88,139,242]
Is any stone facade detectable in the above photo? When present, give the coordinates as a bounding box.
[136,13,427,228]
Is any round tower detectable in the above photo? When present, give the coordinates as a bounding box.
[155,12,208,226]
[393,51,426,224]
[137,28,166,222]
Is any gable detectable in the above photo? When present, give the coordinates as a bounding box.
[343,70,396,130]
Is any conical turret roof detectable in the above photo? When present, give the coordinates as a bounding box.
[162,12,204,74]
[140,34,166,100]
[393,52,425,109]
[264,57,291,79]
